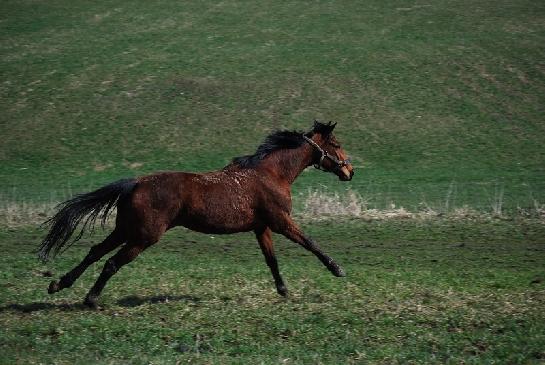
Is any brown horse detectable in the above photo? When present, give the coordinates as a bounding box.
[39,121,354,308]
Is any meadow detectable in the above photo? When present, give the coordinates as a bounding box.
[1,0,544,363]
[1,220,544,364]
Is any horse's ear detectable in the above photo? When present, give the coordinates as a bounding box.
[312,120,337,135]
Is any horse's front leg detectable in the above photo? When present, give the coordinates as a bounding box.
[270,214,345,277]
[255,227,287,296]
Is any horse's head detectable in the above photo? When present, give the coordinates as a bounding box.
[303,121,354,181]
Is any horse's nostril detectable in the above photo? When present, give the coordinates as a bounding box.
[350,170,354,178]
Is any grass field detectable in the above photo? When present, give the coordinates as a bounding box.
[1,0,545,363]
[1,220,544,364]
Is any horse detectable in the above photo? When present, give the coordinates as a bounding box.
[39,120,354,308]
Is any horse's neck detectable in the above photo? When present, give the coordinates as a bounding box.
[259,145,313,184]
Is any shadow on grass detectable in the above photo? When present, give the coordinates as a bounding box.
[117,294,201,307]
[0,302,87,313]
[0,295,201,313]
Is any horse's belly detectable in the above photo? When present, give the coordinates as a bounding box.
[178,211,255,234]
[176,195,256,234]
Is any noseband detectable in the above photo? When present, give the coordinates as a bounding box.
[302,135,351,172]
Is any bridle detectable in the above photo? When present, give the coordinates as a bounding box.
[302,134,351,172]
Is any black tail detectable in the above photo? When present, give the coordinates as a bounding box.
[38,178,137,262]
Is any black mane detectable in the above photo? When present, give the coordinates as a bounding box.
[230,130,305,168]
[228,121,336,169]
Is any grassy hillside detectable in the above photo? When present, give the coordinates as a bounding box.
[1,0,545,212]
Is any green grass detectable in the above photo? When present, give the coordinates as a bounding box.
[1,0,545,211]
[1,220,544,364]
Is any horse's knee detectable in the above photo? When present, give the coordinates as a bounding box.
[103,258,118,275]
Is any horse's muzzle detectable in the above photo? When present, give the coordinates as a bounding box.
[338,169,354,181]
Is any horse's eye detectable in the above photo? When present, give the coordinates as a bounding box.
[331,143,340,148]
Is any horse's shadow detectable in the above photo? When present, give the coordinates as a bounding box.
[0,294,200,313]
[0,301,86,313]
[116,294,200,308]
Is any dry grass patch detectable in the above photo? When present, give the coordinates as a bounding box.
[0,201,55,227]
[298,188,545,222]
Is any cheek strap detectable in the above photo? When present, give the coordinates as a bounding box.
[302,135,351,171]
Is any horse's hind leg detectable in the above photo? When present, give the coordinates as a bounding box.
[255,227,287,296]
[48,229,125,294]
[83,241,149,308]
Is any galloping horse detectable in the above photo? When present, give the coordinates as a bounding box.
[39,121,354,308]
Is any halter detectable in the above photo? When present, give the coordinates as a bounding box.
[302,135,351,172]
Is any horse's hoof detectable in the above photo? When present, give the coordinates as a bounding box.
[83,296,101,310]
[331,265,346,277]
[48,280,60,294]
[277,285,288,297]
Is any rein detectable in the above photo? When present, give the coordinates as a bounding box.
[302,135,351,172]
